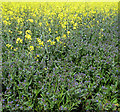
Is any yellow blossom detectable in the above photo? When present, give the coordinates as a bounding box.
[62,34,66,38]
[18,31,22,34]
[11,46,13,50]
[49,27,51,32]
[29,46,34,51]
[9,30,12,33]
[47,39,52,43]
[37,38,41,43]
[44,68,47,70]
[37,55,39,57]
[6,44,11,48]
[74,23,77,26]
[3,20,8,25]
[16,38,20,44]
[16,38,23,44]
[67,31,70,35]
[73,27,76,30]
[25,30,32,35]
[56,36,60,42]
[39,22,42,26]
[25,34,32,40]
[51,41,56,45]
[14,47,18,51]
[39,41,44,46]
[28,19,33,23]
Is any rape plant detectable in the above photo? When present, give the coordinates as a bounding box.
[2,2,119,111]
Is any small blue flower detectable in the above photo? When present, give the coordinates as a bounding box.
[2,99,5,102]
[96,100,98,102]
[60,106,63,110]
[44,104,46,107]
[46,92,49,95]
[16,104,19,106]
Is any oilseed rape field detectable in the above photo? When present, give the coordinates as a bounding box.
[2,2,119,111]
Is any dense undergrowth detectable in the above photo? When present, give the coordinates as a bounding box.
[2,2,119,111]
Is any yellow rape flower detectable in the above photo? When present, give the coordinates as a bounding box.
[74,23,78,26]
[9,30,12,33]
[56,36,60,42]
[19,39,23,43]
[62,24,66,29]
[73,27,76,30]
[16,38,20,44]
[39,41,44,46]
[39,22,42,26]
[6,44,11,48]
[37,38,41,43]
[67,31,70,35]
[25,34,32,40]
[62,34,66,39]
[37,55,39,57]
[14,47,18,51]
[51,41,56,45]
[11,46,13,50]
[18,31,22,34]
[16,37,23,44]
[100,29,104,32]
[25,30,32,35]
[44,68,47,70]
[49,28,51,32]
[3,20,8,25]
[47,39,52,43]
[28,19,33,23]
[29,46,34,51]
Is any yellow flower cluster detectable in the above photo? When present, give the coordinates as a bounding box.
[47,39,56,45]
[39,22,42,26]
[47,39,52,43]
[67,31,70,35]
[56,36,60,42]
[6,44,11,48]
[62,34,66,39]
[51,41,56,45]
[25,30,32,40]
[18,31,22,34]
[3,2,118,55]
[29,46,34,51]
[37,38,44,47]
[27,19,33,23]
[6,44,13,49]
[14,47,18,51]
[16,37,23,44]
